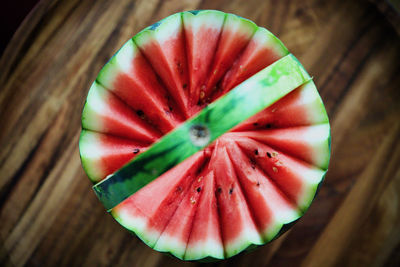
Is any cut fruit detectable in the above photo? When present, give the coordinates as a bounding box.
[79,10,331,261]
[182,10,226,110]
[134,13,190,118]
[229,123,331,169]
[233,137,327,211]
[184,171,224,260]
[111,152,207,248]
[97,39,183,133]
[79,130,148,182]
[82,82,160,142]
[203,13,257,99]
[226,140,301,241]
[210,143,263,258]
[220,26,289,94]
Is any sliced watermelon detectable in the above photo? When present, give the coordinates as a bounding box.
[225,140,301,241]
[184,171,224,260]
[97,39,183,133]
[220,26,289,93]
[134,13,190,118]
[111,152,206,248]
[80,10,331,261]
[204,13,257,99]
[232,80,329,131]
[79,130,147,183]
[233,137,326,211]
[210,141,263,258]
[182,10,226,110]
[229,123,331,169]
[82,82,160,142]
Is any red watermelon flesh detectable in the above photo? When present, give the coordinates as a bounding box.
[203,14,257,101]
[134,13,190,118]
[112,152,207,247]
[82,82,160,142]
[232,81,329,131]
[228,124,330,169]
[80,11,330,261]
[220,27,289,94]
[226,141,300,240]
[233,136,326,211]
[182,10,225,110]
[185,171,224,260]
[79,130,147,182]
[97,40,183,134]
[210,142,263,258]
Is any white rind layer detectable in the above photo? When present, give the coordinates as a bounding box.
[182,10,226,33]
[112,208,160,248]
[184,238,224,260]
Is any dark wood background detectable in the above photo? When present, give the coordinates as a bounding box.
[1,0,400,266]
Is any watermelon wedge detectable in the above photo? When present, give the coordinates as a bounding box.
[79,10,330,261]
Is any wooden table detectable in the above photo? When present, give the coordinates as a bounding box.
[1,0,399,266]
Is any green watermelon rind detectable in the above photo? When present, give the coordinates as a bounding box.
[93,54,311,211]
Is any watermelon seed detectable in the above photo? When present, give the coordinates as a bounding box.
[133,148,140,154]
[136,110,145,119]
[267,152,272,158]
[253,122,259,127]
[169,106,173,111]
[254,149,259,155]
[198,176,203,182]
[183,83,187,89]
[177,186,182,192]
[265,123,272,129]
[271,151,279,157]
[273,167,278,173]
[271,108,277,113]
[196,187,201,193]
[256,181,260,186]
[229,188,234,194]
[249,159,256,169]
[190,196,196,204]
[217,187,222,193]
[200,90,205,100]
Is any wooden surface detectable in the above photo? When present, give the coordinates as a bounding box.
[1,0,399,266]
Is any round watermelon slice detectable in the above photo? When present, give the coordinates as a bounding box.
[79,10,330,261]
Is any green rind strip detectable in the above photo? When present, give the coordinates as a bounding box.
[93,54,311,211]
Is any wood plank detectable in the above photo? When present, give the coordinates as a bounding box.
[0,0,399,266]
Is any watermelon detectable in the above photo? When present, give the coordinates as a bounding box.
[79,10,330,261]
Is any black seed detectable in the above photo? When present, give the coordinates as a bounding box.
[177,186,182,192]
[196,187,201,193]
[133,148,140,154]
[267,152,272,158]
[197,100,202,106]
[253,122,259,127]
[254,149,259,155]
[229,188,234,194]
[169,106,173,111]
[136,110,144,117]
[265,123,272,129]
[256,181,260,186]
[183,83,187,89]
[249,158,256,169]
[217,187,222,193]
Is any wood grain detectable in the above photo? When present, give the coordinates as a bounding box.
[1,0,399,266]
